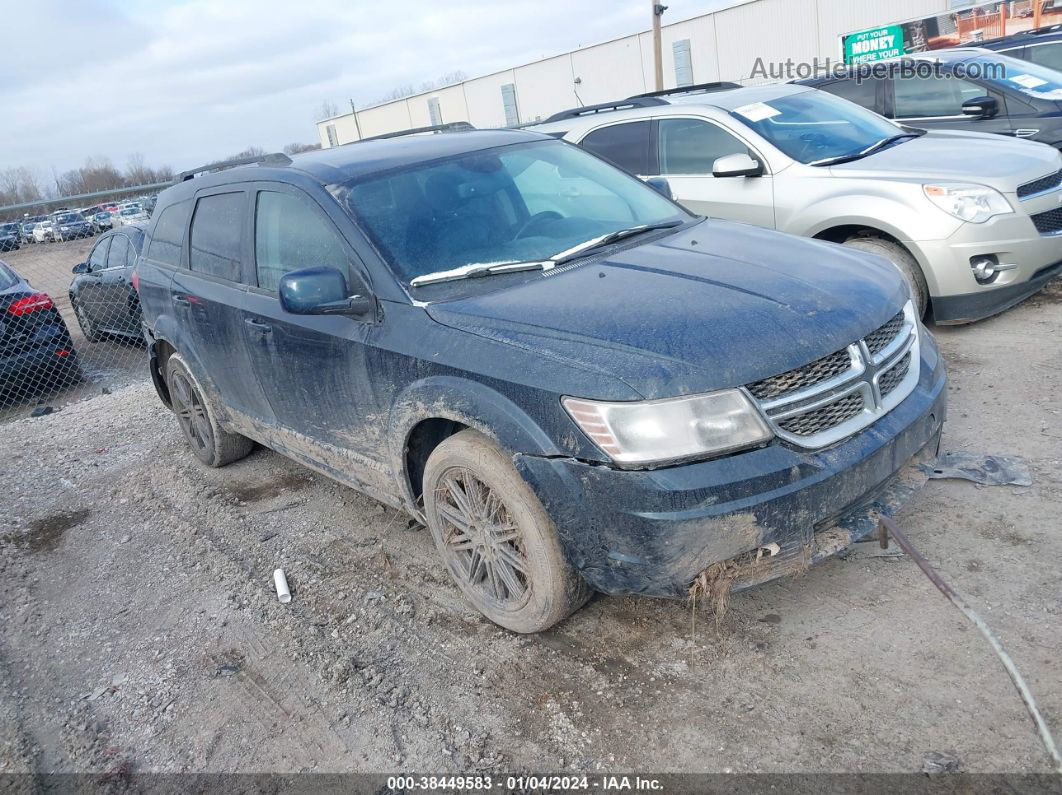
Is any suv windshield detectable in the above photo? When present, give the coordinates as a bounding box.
[341,139,688,284]
[56,213,81,223]
[728,90,906,165]
[967,53,1062,101]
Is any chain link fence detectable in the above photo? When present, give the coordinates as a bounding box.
[0,210,151,423]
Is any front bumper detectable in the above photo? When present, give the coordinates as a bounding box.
[515,333,947,598]
[909,201,1062,324]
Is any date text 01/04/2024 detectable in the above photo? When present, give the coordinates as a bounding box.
[385,775,664,790]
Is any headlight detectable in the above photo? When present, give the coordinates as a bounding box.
[563,389,773,467]
[923,183,1012,224]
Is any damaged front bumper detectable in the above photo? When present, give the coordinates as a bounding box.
[515,334,947,598]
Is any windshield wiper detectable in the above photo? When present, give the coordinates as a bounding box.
[409,220,684,287]
[810,132,923,167]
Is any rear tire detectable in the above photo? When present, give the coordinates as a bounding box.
[423,429,591,633]
[165,354,253,468]
[843,235,929,318]
[72,298,103,343]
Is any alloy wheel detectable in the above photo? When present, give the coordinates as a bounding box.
[170,370,213,455]
[434,467,531,612]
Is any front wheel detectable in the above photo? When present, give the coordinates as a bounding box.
[843,236,929,318]
[423,429,591,633]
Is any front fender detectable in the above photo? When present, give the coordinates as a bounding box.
[387,375,570,505]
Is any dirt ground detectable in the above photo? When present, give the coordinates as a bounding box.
[0,278,1060,776]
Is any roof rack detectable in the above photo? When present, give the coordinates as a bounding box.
[629,81,742,99]
[358,121,476,143]
[542,97,667,124]
[179,152,292,182]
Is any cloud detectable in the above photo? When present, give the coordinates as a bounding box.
[0,0,734,179]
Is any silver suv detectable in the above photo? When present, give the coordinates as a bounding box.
[532,83,1062,324]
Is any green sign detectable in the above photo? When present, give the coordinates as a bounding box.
[843,25,904,64]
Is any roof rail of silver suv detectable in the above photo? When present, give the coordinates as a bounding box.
[358,121,476,143]
[542,97,667,124]
[178,152,293,182]
[629,81,743,99]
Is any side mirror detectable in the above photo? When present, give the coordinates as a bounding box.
[72,262,89,274]
[278,266,373,317]
[712,153,765,178]
[644,177,673,200]
[961,96,999,119]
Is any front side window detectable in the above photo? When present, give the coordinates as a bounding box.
[255,191,349,291]
[729,91,904,165]
[342,140,686,283]
[146,200,192,267]
[88,238,110,271]
[107,235,129,269]
[657,118,747,175]
[189,193,244,281]
[580,121,651,175]
[893,74,986,118]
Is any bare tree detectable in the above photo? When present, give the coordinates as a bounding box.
[282,142,322,155]
[0,167,44,207]
[225,146,267,160]
[317,100,341,120]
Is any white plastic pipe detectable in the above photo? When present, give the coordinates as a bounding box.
[273,568,291,604]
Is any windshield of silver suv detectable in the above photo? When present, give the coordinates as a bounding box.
[342,140,688,283]
[965,52,1062,101]
[727,90,914,165]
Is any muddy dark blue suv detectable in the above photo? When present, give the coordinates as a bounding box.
[136,129,947,632]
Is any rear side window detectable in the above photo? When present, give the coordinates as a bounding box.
[146,199,191,267]
[0,263,18,291]
[107,235,129,269]
[189,193,245,282]
[657,118,747,175]
[818,77,879,112]
[254,191,349,291]
[580,121,651,175]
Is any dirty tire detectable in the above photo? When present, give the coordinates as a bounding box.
[72,298,102,343]
[165,354,253,468]
[843,236,929,318]
[423,429,591,633]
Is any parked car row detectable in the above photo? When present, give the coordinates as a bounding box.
[7,198,155,246]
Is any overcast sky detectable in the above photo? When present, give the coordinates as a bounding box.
[2,0,737,181]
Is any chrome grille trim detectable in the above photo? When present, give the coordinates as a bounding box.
[1017,168,1062,201]
[745,302,921,449]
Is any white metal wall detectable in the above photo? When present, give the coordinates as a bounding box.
[317,0,951,147]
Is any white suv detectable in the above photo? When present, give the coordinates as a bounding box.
[531,83,1062,324]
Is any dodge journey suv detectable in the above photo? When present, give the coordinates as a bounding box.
[137,130,946,632]
[533,82,1062,325]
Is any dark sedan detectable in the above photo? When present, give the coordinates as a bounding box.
[69,226,145,342]
[0,259,79,402]
[0,223,20,252]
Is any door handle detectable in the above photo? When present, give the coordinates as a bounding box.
[173,295,191,307]
[244,318,273,334]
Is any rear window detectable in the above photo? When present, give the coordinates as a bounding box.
[189,192,245,281]
[56,213,81,223]
[145,199,192,267]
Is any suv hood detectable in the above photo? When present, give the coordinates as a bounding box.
[426,220,907,400]
[829,131,1061,189]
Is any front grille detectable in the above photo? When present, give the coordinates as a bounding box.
[878,352,911,398]
[777,392,865,437]
[1031,207,1062,235]
[1018,169,1062,200]
[744,304,918,448]
[863,311,904,357]
[747,348,851,400]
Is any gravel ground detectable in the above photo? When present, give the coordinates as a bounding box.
[0,280,1060,776]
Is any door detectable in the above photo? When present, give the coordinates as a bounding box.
[76,235,111,329]
[654,117,776,228]
[888,72,1014,137]
[94,233,138,334]
[171,188,274,423]
[241,185,386,485]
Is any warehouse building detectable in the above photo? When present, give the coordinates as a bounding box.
[314,0,1016,147]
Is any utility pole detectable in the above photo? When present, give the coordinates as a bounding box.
[652,2,668,91]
